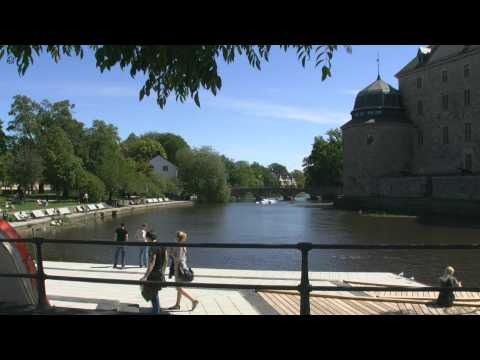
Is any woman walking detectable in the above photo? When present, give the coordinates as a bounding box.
[140,231,167,314]
[168,231,199,311]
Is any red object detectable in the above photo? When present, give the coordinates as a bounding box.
[0,220,49,305]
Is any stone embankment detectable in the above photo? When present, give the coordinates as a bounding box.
[10,200,194,230]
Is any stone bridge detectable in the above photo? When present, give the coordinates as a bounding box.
[230,186,343,201]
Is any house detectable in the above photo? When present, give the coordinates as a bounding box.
[149,155,178,179]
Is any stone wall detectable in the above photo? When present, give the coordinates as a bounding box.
[432,175,480,200]
[398,46,480,175]
[343,121,413,197]
[376,176,427,198]
[336,196,480,217]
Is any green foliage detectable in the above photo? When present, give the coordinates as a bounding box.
[291,170,306,188]
[0,45,351,109]
[177,147,230,203]
[76,170,106,202]
[0,119,7,153]
[303,128,343,187]
[40,125,84,196]
[11,142,44,189]
[268,163,289,178]
[0,152,14,187]
[141,132,189,165]
[251,162,279,187]
[121,135,167,173]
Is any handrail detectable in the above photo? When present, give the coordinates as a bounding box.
[1,237,480,315]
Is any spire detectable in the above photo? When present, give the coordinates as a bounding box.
[376,52,381,80]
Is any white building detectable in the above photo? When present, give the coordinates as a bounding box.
[149,155,178,179]
[278,175,297,188]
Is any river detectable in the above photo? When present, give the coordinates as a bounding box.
[30,199,480,286]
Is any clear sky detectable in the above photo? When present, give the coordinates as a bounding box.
[0,45,421,171]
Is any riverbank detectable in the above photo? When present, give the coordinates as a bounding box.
[10,200,194,231]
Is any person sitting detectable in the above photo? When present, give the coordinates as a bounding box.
[436,266,462,307]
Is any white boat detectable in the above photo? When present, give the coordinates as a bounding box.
[0,220,39,307]
[258,199,278,205]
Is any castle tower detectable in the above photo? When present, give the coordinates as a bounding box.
[341,75,414,197]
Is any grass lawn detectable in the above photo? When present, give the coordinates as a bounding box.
[1,194,80,213]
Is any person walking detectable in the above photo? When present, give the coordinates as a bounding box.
[140,233,167,314]
[136,224,149,268]
[167,231,199,311]
[83,192,89,204]
[436,266,462,307]
[113,223,128,269]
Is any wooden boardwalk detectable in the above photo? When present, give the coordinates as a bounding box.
[258,283,480,315]
[38,261,478,315]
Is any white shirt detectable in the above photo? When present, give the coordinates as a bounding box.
[136,229,147,242]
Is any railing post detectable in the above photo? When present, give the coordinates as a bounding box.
[35,238,48,310]
[298,242,312,316]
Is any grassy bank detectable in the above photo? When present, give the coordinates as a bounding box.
[1,194,80,213]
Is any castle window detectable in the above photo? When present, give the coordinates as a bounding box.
[442,94,449,110]
[418,130,424,145]
[443,126,449,144]
[417,100,423,115]
[465,154,472,171]
[464,64,470,78]
[366,135,374,145]
[162,165,169,172]
[465,123,472,142]
[465,89,471,106]
[442,70,448,83]
[417,77,423,89]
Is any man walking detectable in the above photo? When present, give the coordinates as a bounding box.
[136,224,149,267]
[113,223,128,269]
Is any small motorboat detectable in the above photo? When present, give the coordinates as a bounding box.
[258,199,278,205]
[0,220,39,306]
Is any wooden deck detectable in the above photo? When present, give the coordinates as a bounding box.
[258,283,480,315]
[21,261,476,315]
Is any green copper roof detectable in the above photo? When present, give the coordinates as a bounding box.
[353,77,401,110]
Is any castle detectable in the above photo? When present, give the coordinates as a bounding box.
[340,45,480,215]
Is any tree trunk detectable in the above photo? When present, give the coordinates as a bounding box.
[39,183,45,193]
[63,188,70,199]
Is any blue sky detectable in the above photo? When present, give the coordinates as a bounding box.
[0,45,421,171]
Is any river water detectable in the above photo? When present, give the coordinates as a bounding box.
[32,199,480,286]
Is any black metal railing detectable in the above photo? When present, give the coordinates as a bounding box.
[2,238,480,315]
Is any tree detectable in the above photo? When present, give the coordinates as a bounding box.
[40,126,84,197]
[268,163,289,178]
[76,170,106,202]
[0,152,14,189]
[177,147,230,203]
[0,45,351,108]
[7,95,43,143]
[11,142,44,191]
[291,170,306,188]
[229,161,262,187]
[121,135,167,173]
[142,132,189,165]
[82,120,124,200]
[303,128,343,187]
[0,119,7,153]
[251,162,279,187]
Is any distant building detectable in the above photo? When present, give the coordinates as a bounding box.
[278,175,297,188]
[149,155,178,179]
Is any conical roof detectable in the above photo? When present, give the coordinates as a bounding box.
[353,76,402,110]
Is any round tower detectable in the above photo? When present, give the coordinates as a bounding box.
[341,75,414,197]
